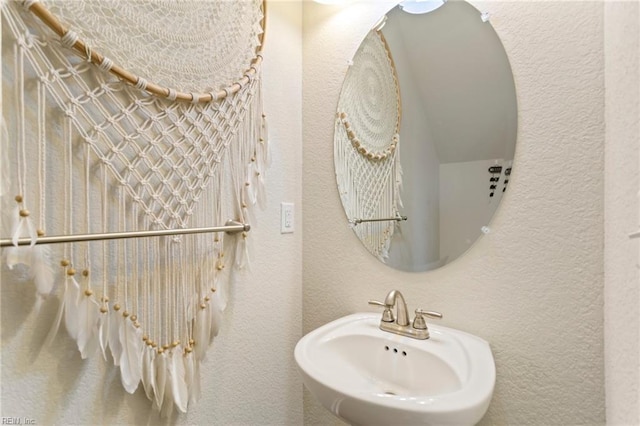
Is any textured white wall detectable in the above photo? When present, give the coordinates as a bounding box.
[604,1,640,424]
[0,1,303,425]
[303,1,605,425]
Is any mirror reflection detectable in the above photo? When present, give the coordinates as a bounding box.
[334,0,517,272]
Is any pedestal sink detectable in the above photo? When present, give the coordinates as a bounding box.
[294,313,495,426]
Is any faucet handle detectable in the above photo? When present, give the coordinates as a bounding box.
[413,308,443,330]
[368,300,394,322]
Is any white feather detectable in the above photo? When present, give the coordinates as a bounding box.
[30,245,54,299]
[97,309,110,360]
[193,305,210,362]
[108,309,123,366]
[160,351,174,418]
[119,317,143,394]
[10,206,37,247]
[77,294,100,359]
[142,346,156,401]
[184,351,201,405]
[170,346,188,413]
[256,170,266,209]
[5,207,38,273]
[209,290,224,341]
[154,351,167,410]
[63,276,81,340]
[5,246,32,270]
[245,162,257,206]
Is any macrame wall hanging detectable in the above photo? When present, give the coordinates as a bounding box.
[334,28,403,261]
[1,0,267,416]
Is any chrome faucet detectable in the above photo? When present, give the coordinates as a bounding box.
[369,290,442,340]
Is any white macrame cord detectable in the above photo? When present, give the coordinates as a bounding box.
[335,29,402,261]
[1,0,268,416]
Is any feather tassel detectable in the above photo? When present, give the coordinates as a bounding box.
[108,308,123,366]
[245,162,257,206]
[154,351,167,410]
[142,346,156,401]
[63,274,81,340]
[5,206,36,269]
[30,244,54,304]
[193,304,210,362]
[184,351,200,405]
[77,293,100,359]
[170,346,188,413]
[234,233,250,269]
[97,309,110,360]
[209,291,223,342]
[119,317,143,394]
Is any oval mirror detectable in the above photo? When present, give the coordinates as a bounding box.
[334,0,517,272]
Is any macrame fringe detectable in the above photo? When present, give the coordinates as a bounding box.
[1,0,268,414]
[334,29,402,262]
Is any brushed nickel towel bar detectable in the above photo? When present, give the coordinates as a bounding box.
[351,216,407,225]
[0,220,250,247]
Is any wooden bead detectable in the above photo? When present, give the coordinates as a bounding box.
[37,229,45,237]
[66,268,76,276]
[162,344,169,350]
[200,303,207,310]
[82,269,90,277]
[130,314,137,322]
[60,259,70,267]
[185,346,193,354]
[157,348,164,354]
[189,339,195,346]
[14,195,23,203]
[99,307,108,314]
[101,296,109,302]
[122,311,130,318]
[113,304,121,311]
[171,341,179,348]
[84,289,93,296]
[204,296,211,302]
[19,209,30,217]
[143,335,149,342]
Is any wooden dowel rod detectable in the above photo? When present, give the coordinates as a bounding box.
[26,1,265,103]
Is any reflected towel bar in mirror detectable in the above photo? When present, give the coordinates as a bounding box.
[0,220,250,247]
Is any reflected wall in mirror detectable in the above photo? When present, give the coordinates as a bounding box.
[334,0,517,272]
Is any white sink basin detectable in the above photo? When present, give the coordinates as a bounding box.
[294,313,495,426]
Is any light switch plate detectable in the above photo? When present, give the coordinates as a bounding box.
[281,202,294,233]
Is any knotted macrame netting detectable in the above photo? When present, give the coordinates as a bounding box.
[334,29,402,261]
[2,0,267,416]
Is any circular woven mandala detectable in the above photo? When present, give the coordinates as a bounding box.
[43,0,264,92]
[338,30,400,154]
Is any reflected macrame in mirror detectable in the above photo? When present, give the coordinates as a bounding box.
[334,0,517,272]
